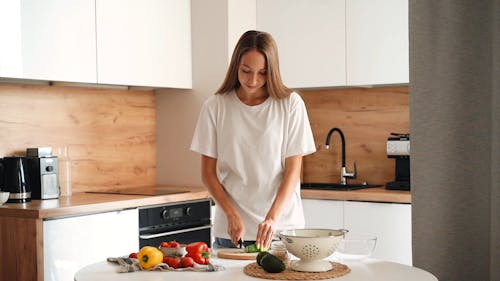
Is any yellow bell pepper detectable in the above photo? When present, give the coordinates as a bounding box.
[137,246,163,269]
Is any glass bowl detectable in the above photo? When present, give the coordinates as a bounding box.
[333,233,377,261]
[159,246,186,257]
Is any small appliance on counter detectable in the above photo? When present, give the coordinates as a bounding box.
[0,156,32,203]
[386,133,410,191]
[26,147,60,199]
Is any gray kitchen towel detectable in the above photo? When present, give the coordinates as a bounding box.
[107,257,224,273]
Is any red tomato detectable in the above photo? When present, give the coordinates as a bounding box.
[128,252,138,259]
[159,241,170,248]
[163,256,181,269]
[168,240,181,248]
[181,256,195,268]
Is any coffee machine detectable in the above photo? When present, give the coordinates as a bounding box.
[386,133,410,191]
[26,147,60,199]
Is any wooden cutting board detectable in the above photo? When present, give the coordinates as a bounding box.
[216,249,259,260]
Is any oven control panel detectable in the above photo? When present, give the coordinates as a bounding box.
[139,199,211,230]
[161,206,193,219]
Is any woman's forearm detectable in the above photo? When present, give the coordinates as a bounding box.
[256,155,303,249]
[266,155,303,222]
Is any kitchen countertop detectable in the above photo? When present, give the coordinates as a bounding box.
[301,187,411,204]
[75,257,436,281]
[0,186,210,219]
[0,186,410,220]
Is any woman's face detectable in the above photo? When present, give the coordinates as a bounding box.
[237,50,267,95]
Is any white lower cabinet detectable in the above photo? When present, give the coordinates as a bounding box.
[302,199,344,229]
[303,199,412,265]
[344,201,412,265]
[43,209,139,281]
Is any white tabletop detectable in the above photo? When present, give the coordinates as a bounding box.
[74,257,438,281]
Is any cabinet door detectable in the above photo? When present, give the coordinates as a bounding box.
[302,199,344,229]
[96,0,192,88]
[0,0,97,82]
[257,0,345,88]
[346,0,409,85]
[344,201,412,265]
[43,209,139,281]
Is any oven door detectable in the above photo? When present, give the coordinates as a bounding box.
[139,224,211,248]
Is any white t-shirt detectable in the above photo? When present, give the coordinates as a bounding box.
[190,91,316,240]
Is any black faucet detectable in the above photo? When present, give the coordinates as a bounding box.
[325,128,356,185]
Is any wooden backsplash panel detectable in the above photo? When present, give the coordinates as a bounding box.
[0,84,156,193]
[300,86,409,185]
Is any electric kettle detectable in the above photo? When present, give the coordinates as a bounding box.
[0,157,32,203]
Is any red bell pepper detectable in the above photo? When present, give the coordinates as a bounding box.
[185,242,211,265]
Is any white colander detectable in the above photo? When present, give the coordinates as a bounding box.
[279,229,347,272]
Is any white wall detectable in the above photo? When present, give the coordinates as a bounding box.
[156,0,256,187]
[227,0,256,63]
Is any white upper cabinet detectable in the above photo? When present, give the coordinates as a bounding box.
[256,0,408,88]
[257,0,346,88]
[96,0,192,88]
[346,0,409,85]
[0,0,97,83]
[0,0,192,88]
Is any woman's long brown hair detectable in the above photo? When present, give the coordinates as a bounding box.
[215,30,291,99]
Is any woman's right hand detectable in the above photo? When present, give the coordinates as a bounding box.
[226,212,245,247]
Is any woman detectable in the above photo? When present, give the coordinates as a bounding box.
[191,30,316,250]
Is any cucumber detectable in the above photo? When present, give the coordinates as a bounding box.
[245,244,260,253]
[260,253,286,273]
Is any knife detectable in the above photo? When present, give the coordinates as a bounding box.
[237,238,244,249]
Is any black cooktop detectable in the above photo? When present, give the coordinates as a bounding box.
[301,182,382,191]
[86,187,189,196]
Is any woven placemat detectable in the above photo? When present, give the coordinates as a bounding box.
[243,262,350,280]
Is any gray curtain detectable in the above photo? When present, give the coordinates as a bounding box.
[410,1,500,281]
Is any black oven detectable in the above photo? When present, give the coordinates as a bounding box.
[138,199,212,248]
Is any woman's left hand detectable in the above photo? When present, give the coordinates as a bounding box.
[256,218,276,250]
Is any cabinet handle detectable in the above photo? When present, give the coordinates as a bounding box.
[139,225,212,239]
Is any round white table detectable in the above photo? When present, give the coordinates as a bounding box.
[74,258,438,281]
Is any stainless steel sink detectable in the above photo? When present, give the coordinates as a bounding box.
[301,182,382,191]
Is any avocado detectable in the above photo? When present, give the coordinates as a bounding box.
[256,251,270,266]
[260,253,286,273]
